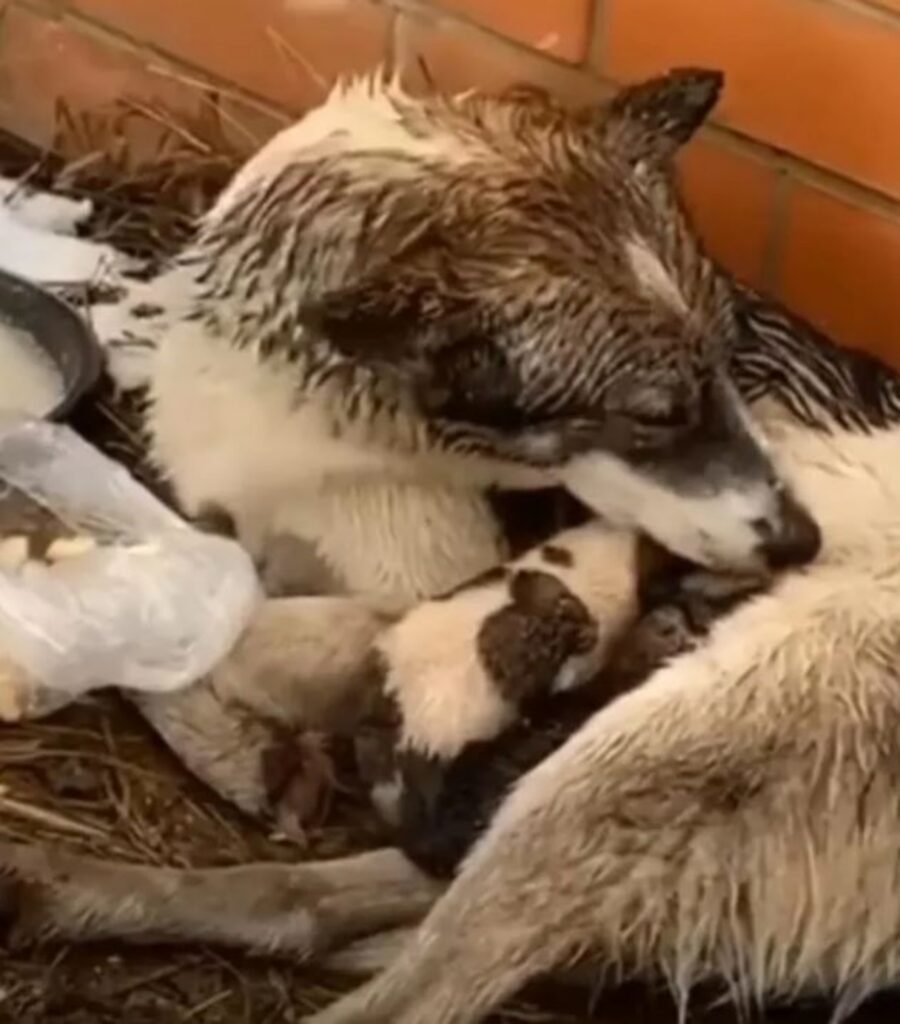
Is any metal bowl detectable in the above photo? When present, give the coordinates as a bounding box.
[0,268,102,420]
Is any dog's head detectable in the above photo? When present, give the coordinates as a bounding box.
[201,68,819,572]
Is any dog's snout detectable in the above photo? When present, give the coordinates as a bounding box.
[754,492,822,569]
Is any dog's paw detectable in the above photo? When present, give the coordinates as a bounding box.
[0,864,26,945]
[0,845,61,949]
[134,684,337,834]
[133,595,393,827]
[261,729,337,839]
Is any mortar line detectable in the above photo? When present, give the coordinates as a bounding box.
[761,169,793,295]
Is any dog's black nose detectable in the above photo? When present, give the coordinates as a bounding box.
[757,492,822,569]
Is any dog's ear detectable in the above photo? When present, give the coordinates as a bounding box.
[601,67,724,167]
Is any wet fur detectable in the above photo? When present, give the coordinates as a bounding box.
[2,72,894,1024]
[387,575,747,880]
[376,520,641,760]
[128,67,818,820]
[304,296,900,1023]
[148,70,808,591]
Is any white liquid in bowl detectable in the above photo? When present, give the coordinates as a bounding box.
[0,321,64,417]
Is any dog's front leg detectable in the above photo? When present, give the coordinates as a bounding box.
[131,595,391,828]
[0,842,441,956]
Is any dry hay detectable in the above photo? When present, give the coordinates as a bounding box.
[0,98,887,1024]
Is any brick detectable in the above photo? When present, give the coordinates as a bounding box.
[64,0,391,111]
[0,5,210,162]
[430,0,592,62]
[677,138,778,288]
[778,184,900,365]
[604,0,900,202]
[398,8,609,104]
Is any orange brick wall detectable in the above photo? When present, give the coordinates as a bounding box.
[1,0,899,364]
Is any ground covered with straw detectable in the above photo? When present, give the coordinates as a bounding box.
[0,108,894,1023]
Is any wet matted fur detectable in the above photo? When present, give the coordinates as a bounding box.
[3,68,897,1024]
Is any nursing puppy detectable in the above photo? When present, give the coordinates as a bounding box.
[381,560,754,880]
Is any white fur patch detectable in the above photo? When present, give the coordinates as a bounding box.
[561,450,774,571]
[148,312,518,604]
[755,400,900,560]
[380,580,516,759]
[382,521,640,758]
[217,75,472,216]
[625,237,687,314]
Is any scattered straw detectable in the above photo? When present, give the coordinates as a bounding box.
[0,789,109,840]
[266,26,329,98]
